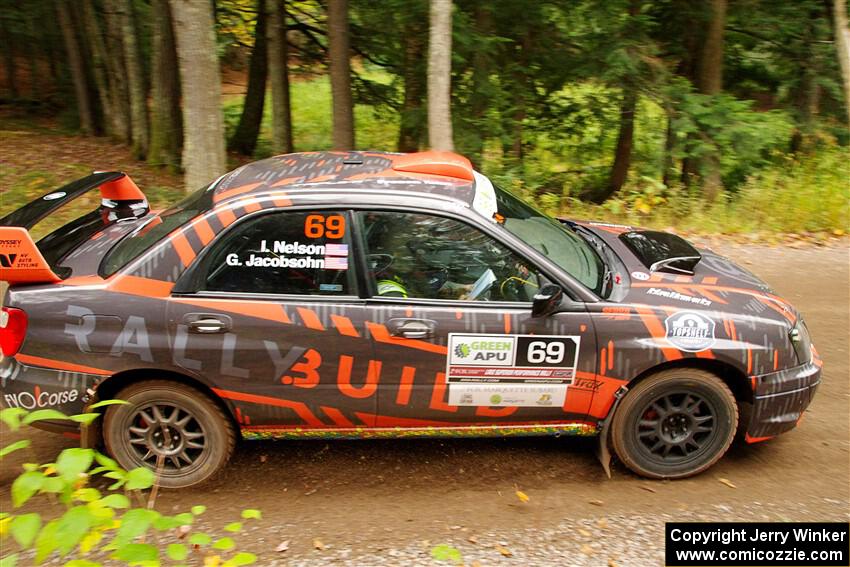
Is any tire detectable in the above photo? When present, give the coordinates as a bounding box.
[611,368,738,479]
[103,380,236,488]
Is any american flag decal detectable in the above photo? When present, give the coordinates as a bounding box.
[325,243,349,256]
[324,256,349,270]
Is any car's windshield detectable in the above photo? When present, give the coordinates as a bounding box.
[100,185,213,277]
[495,186,604,294]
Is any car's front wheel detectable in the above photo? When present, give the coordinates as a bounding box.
[611,368,738,479]
[103,380,236,488]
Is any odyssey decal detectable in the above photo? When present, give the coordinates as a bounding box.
[664,311,716,352]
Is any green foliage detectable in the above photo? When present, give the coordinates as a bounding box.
[431,543,463,564]
[0,406,262,566]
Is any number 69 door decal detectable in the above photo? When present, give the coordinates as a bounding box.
[446,334,580,407]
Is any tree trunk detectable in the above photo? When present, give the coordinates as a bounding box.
[466,2,492,163]
[1,15,18,99]
[117,0,149,159]
[57,0,95,134]
[397,17,426,153]
[229,0,268,156]
[688,0,726,201]
[597,89,638,203]
[697,0,725,94]
[267,0,294,154]
[149,0,183,169]
[103,0,132,143]
[327,0,355,150]
[427,0,454,151]
[170,0,227,192]
[82,0,116,137]
[834,0,850,126]
[26,11,40,100]
[662,104,676,189]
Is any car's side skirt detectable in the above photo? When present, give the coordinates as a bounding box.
[239,422,599,440]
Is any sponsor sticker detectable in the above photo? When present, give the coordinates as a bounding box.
[4,387,79,410]
[43,191,67,201]
[647,287,712,307]
[448,384,567,407]
[446,333,580,407]
[664,311,716,352]
[631,271,650,281]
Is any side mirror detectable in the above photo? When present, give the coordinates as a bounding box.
[531,283,564,318]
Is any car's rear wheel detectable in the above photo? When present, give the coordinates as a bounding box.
[611,368,738,479]
[103,380,235,488]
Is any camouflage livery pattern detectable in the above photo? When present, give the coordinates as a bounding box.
[0,151,821,447]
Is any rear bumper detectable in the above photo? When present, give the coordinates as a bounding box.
[0,357,96,431]
[746,361,821,441]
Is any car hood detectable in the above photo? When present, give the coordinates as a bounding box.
[568,220,800,323]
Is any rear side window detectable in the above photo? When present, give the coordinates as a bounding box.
[198,210,354,296]
[100,186,212,277]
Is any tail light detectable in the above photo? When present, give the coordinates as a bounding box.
[0,307,27,357]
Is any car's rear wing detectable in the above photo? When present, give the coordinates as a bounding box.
[0,172,148,286]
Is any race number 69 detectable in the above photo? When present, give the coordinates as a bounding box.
[305,214,345,239]
[526,340,565,364]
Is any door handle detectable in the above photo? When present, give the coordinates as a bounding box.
[183,313,232,334]
[188,318,227,333]
[388,318,436,339]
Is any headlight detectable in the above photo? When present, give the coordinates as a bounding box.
[789,320,812,364]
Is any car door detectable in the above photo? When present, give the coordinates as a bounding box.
[167,208,379,430]
[354,209,598,428]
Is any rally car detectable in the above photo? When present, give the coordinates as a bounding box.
[0,151,821,487]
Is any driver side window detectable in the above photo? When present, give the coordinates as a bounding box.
[357,211,542,302]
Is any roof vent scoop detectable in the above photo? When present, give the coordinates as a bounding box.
[392,151,474,181]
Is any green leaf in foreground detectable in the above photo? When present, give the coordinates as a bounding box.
[0,439,31,458]
[100,493,131,509]
[88,399,129,409]
[191,505,206,515]
[224,552,258,566]
[0,407,28,430]
[22,409,70,425]
[224,521,242,532]
[0,554,17,567]
[125,467,155,491]
[167,543,189,561]
[431,543,463,564]
[68,413,100,425]
[11,470,44,507]
[55,448,94,482]
[111,508,158,548]
[189,532,211,546]
[213,536,235,550]
[241,509,261,520]
[55,506,93,556]
[10,513,41,547]
[111,542,159,563]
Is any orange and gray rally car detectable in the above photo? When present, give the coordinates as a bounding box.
[0,151,821,487]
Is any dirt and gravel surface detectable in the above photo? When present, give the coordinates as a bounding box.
[1,244,848,566]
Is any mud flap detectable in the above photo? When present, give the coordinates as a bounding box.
[79,387,102,450]
[595,385,629,479]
